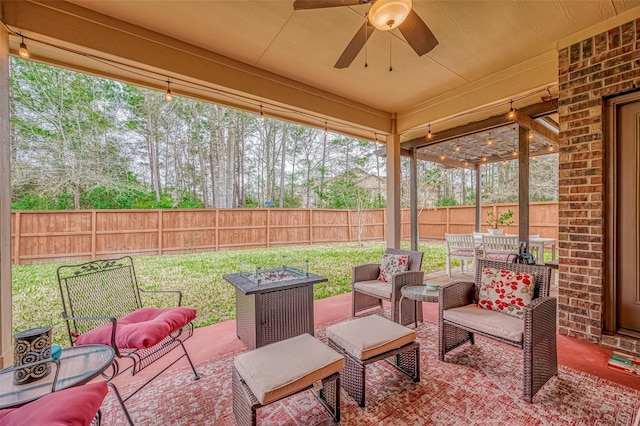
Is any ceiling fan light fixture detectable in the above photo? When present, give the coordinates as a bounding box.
[368,0,412,31]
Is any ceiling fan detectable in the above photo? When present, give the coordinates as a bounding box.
[293,0,438,69]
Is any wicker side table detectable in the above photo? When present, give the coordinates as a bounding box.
[400,285,439,328]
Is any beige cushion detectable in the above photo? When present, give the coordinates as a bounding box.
[443,304,524,343]
[353,280,391,299]
[326,315,416,360]
[233,333,344,405]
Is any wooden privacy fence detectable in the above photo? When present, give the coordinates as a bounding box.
[10,202,559,265]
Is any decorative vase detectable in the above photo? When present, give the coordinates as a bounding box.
[487,228,503,236]
[13,326,52,385]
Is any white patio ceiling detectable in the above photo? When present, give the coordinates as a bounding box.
[4,1,640,142]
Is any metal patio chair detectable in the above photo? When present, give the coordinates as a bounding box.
[57,256,200,425]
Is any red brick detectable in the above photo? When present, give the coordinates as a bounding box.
[559,47,569,68]
[570,43,581,63]
[609,26,621,48]
[622,21,635,45]
[604,70,636,86]
[582,37,594,58]
[594,32,608,55]
[591,63,631,80]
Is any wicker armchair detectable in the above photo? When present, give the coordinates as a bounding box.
[352,248,424,326]
[438,259,557,403]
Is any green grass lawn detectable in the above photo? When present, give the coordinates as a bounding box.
[12,241,448,346]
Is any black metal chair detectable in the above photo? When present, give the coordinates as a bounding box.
[57,256,200,425]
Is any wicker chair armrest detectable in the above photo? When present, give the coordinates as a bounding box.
[389,270,424,289]
[523,296,557,342]
[390,270,424,301]
[439,281,475,310]
[139,288,183,307]
[352,263,381,284]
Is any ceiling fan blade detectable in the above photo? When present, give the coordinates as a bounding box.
[334,21,375,69]
[398,9,438,56]
[293,0,368,10]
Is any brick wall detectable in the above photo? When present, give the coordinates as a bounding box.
[558,19,640,354]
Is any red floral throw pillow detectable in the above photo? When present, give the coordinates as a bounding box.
[478,266,535,318]
[377,254,409,283]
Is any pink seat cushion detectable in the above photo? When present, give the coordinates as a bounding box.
[451,249,475,257]
[484,252,511,261]
[75,307,196,349]
[0,381,107,426]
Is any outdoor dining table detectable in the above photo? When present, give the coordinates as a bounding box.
[473,233,557,265]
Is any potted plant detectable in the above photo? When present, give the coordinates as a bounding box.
[486,209,515,235]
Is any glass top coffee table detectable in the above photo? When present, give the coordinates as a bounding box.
[0,344,115,409]
[401,285,440,328]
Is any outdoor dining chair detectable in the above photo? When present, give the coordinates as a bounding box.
[480,235,520,261]
[57,256,200,425]
[444,233,478,277]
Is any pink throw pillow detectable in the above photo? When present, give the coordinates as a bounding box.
[0,381,107,426]
[75,307,196,349]
[478,266,535,318]
[377,254,409,283]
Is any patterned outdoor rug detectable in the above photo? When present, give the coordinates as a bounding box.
[100,316,640,425]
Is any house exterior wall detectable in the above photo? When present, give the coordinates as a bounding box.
[558,18,640,354]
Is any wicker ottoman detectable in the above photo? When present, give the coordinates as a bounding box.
[326,314,420,407]
[232,333,344,425]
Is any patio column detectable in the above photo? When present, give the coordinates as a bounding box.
[409,148,418,250]
[0,18,13,367]
[475,164,481,232]
[386,129,401,249]
[518,125,530,249]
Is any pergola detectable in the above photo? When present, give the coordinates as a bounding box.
[1,0,639,365]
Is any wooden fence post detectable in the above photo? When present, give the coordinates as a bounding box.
[446,207,450,235]
[215,209,219,251]
[91,210,96,259]
[266,209,271,248]
[13,211,20,265]
[383,209,387,241]
[158,210,163,255]
[309,209,313,245]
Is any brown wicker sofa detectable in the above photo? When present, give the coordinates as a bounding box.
[352,248,424,326]
[438,259,557,403]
